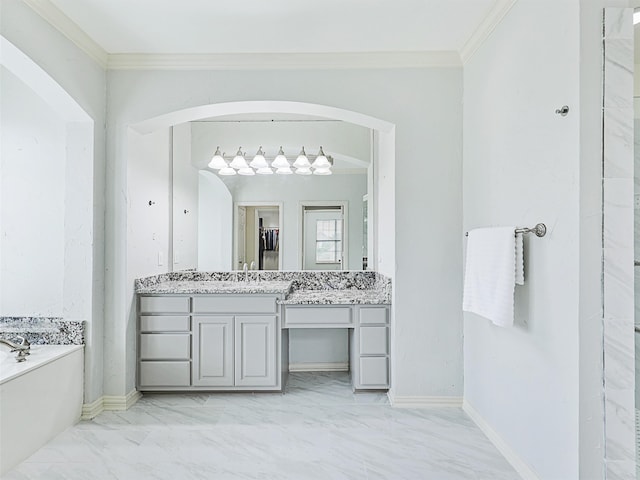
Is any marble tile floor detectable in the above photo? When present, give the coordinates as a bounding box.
[4,372,519,479]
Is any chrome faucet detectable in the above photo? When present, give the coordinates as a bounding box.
[0,336,31,362]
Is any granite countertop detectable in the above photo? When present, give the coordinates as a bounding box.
[280,288,390,305]
[135,271,392,305]
[136,280,293,295]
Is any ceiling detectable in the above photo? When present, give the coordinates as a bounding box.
[47,0,498,55]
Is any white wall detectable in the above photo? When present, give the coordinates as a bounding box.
[109,67,463,399]
[198,171,233,271]
[172,124,198,270]
[0,67,66,316]
[1,0,106,404]
[463,1,581,478]
[123,128,172,390]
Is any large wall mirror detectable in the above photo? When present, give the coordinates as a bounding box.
[170,113,374,272]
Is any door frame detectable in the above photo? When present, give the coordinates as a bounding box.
[233,201,284,271]
[298,201,349,270]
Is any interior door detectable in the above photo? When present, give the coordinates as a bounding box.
[303,208,344,270]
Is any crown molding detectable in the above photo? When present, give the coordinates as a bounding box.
[107,51,462,70]
[21,0,108,68]
[460,0,519,64]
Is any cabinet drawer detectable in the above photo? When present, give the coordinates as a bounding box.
[284,307,352,327]
[140,333,190,360]
[140,315,190,332]
[192,296,277,314]
[140,361,190,387]
[359,326,389,355]
[359,357,389,387]
[359,307,388,325]
[140,296,190,314]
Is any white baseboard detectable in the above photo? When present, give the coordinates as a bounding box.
[463,400,539,480]
[288,362,349,372]
[81,389,142,420]
[388,392,463,408]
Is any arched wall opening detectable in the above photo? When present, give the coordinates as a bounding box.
[125,100,396,393]
[0,36,95,399]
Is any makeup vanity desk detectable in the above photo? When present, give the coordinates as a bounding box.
[135,271,391,393]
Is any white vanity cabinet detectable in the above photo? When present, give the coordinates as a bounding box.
[138,294,282,391]
[350,306,390,390]
[282,303,390,391]
[192,314,278,388]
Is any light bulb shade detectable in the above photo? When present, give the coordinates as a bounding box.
[313,167,332,176]
[293,147,310,168]
[271,146,290,168]
[208,147,227,169]
[311,146,330,168]
[230,148,248,169]
[218,166,237,176]
[249,146,268,168]
[238,167,255,176]
[256,167,274,175]
[276,166,293,175]
[295,167,312,175]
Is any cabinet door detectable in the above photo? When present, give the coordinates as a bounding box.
[234,316,277,387]
[192,316,233,386]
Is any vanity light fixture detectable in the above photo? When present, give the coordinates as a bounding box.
[209,146,333,176]
[250,146,268,168]
[271,146,290,169]
[295,167,313,175]
[311,146,331,168]
[218,166,237,176]
[208,147,228,169]
[229,148,249,169]
[276,166,293,175]
[293,147,311,168]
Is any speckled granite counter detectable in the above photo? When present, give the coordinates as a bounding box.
[279,288,389,305]
[136,280,293,295]
[135,270,391,305]
[0,317,85,345]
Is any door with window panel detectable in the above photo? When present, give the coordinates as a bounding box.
[303,209,344,270]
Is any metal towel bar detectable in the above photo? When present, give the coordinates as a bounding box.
[465,223,547,238]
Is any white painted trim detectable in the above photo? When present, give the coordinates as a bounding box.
[21,0,108,68]
[288,362,349,372]
[81,390,142,420]
[463,400,540,480]
[388,393,463,408]
[81,396,104,420]
[104,389,143,411]
[0,36,92,122]
[460,0,519,64]
[108,51,461,70]
[131,101,395,135]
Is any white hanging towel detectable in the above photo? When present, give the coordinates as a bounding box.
[463,227,524,327]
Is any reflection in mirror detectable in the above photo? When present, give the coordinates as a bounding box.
[171,115,372,271]
[235,204,282,271]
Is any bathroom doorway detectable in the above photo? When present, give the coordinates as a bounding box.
[300,202,348,270]
[234,202,282,271]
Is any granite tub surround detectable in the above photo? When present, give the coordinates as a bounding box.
[0,317,84,345]
[135,270,392,305]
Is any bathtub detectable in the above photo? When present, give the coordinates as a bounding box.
[0,344,84,475]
